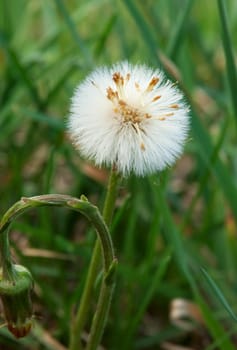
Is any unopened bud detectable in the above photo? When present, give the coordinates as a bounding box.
[0,264,34,338]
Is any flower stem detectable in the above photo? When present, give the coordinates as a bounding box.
[0,193,118,345]
[102,166,119,226]
[85,278,115,350]
[69,167,119,350]
[0,230,15,281]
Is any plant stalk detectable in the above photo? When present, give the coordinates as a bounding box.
[0,193,118,347]
[69,167,119,350]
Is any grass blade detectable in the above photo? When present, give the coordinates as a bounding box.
[0,36,42,108]
[217,0,237,122]
[201,267,237,322]
[181,117,229,229]
[167,0,194,60]
[191,108,237,224]
[94,14,117,57]
[198,296,236,350]
[125,252,171,348]
[121,0,159,63]
[54,0,94,68]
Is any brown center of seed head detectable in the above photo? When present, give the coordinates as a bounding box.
[107,87,151,125]
[118,100,143,124]
[107,72,152,125]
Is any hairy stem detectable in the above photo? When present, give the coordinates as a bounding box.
[0,193,117,347]
[69,168,119,350]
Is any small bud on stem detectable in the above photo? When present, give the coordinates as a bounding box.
[0,264,34,338]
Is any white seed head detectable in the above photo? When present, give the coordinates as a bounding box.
[68,61,190,176]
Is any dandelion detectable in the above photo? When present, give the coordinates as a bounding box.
[69,62,190,176]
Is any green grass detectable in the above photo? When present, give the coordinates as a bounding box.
[1,0,237,349]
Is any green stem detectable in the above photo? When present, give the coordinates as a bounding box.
[85,281,115,350]
[102,166,119,226]
[69,167,119,350]
[0,193,117,345]
[85,168,119,350]
[0,172,119,349]
[69,240,100,350]
[0,231,15,281]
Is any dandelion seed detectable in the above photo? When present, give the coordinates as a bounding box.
[69,62,190,176]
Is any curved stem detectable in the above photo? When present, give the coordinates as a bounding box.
[0,169,119,349]
[0,194,116,294]
[69,167,119,350]
[0,195,114,269]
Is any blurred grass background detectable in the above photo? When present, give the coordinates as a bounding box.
[1,0,237,349]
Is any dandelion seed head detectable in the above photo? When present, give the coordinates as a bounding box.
[69,61,190,176]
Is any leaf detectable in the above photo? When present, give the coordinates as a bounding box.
[217,0,237,123]
[201,267,237,322]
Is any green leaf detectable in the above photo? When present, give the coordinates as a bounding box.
[217,0,237,123]
[191,109,237,224]
[167,0,194,60]
[120,0,159,63]
[125,251,171,345]
[201,267,237,322]
[54,0,94,68]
